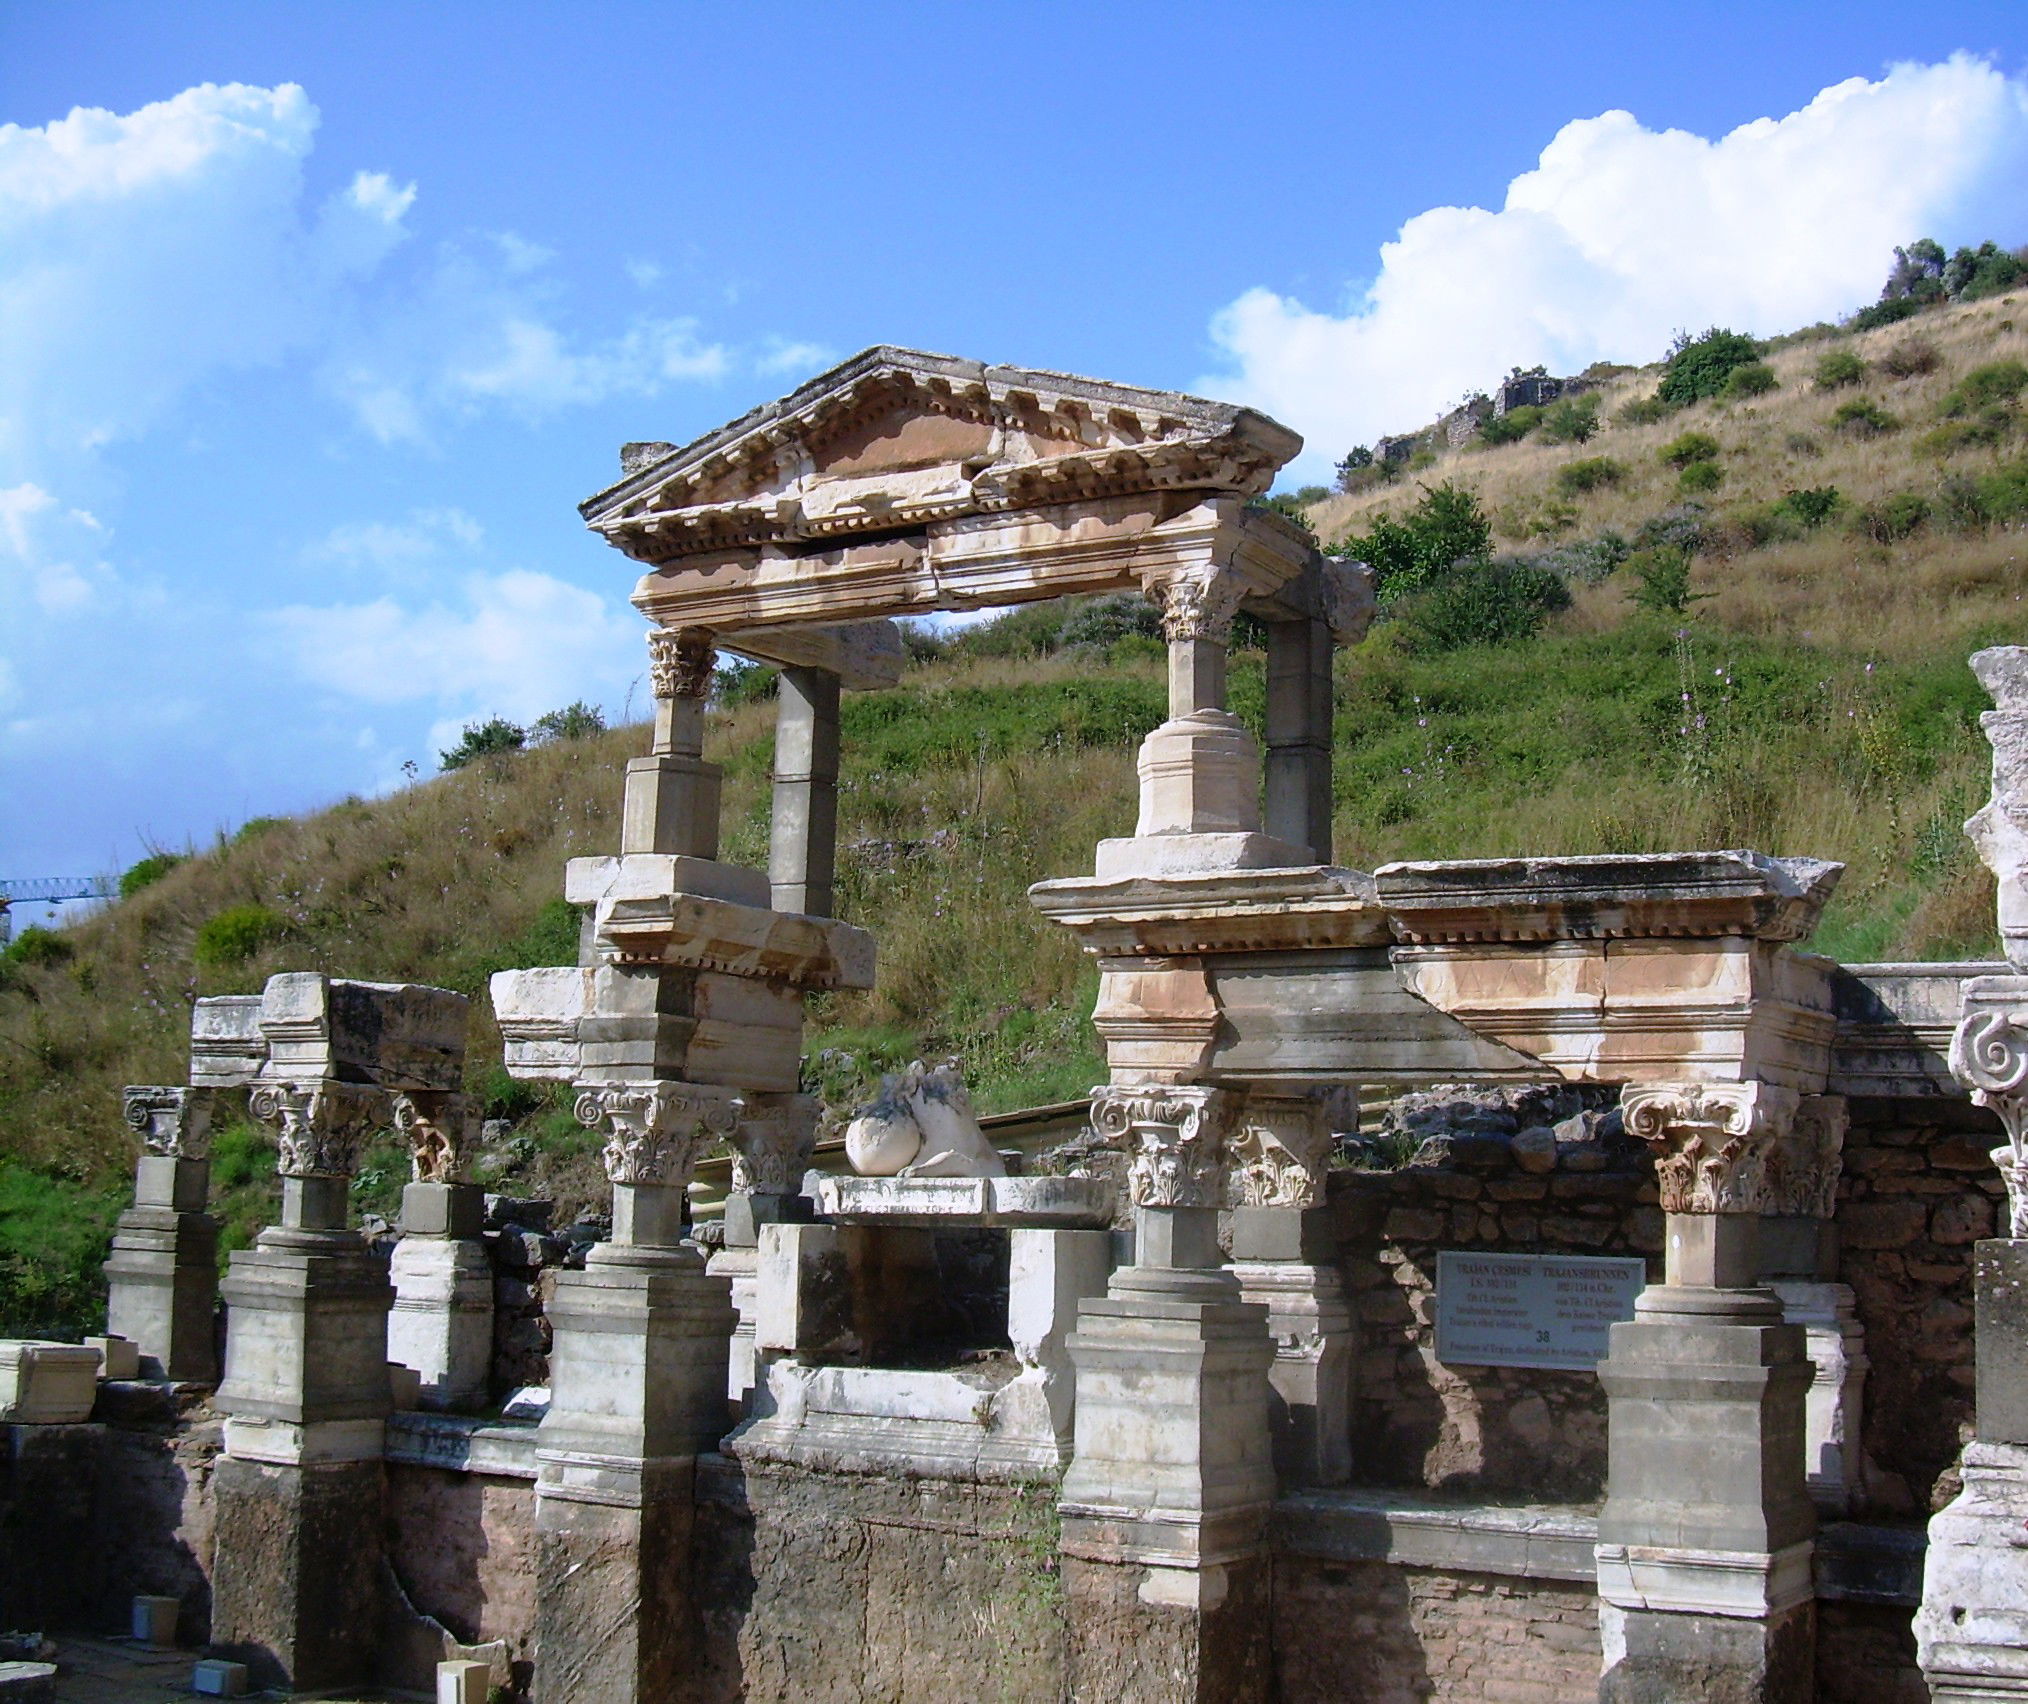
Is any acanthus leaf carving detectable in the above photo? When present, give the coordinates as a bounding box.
[248,1080,384,1180]
[122,1085,214,1160]
[390,1089,477,1185]
[646,628,718,701]
[728,1094,820,1195]
[1226,1094,1336,1209]
[1949,989,2028,1236]
[1762,1094,1848,1221]
[1090,1083,1238,1210]
[575,1080,742,1189]
[1145,569,1247,647]
[1620,1081,1798,1215]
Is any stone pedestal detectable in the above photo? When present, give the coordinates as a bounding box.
[1768,1278,1867,1515]
[533,1231,736,1704]
[1230,1206,1352,1489]
[1595,1281,1816,1703]
[389,1182,492,1411]
[103,1159,218,1382]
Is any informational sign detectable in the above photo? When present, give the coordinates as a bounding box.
[1434,1251,1646,1372]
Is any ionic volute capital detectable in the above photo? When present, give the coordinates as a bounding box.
[1620,1081,1799,1215]
[248,1080,384,1180]
[390,1089,477,1185]
[123,1085,214,1160]
[574,1081,742,1189]
[1949,988,2028,1235]
[728,1094,820,1195]
[1091,1083,1239,1210]
[646,627,717,701]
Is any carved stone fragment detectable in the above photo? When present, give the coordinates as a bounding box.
[389,1090,477,1185]
[646,627,716,701]
[573,1080,741,1189]
[247,1081,385,1180]
[1620,1080,1798,1214]
[123,1085,214,1160]
[1965,646,2028,969]
[1226,1094,1334,1209]
[729,1093,820,1194]
[1089,1084,1238,1210]
[1949,978,2028,1236]
[1762,1094,1848,1220]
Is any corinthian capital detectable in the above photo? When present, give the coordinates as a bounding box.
[1620,1081,1799,1215]
[1949,982,2028,1235]
[123,1085,214,1160]
[1091,1083,1239,1209]
[1146,569,1247,646]
[248,1080,384,1180]
[646,627,717,701]
[728,1093,819,1195]
[1227,1093,1337,1209]
[390,1089,477,1184]
[1762,1094,1849,1220]
[574,1080,741,1188]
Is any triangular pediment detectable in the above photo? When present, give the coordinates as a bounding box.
[581,347,1301,563]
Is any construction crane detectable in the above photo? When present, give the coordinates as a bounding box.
[0,876,113,944]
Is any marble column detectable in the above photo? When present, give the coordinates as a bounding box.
[1595,1080,1817,1704]
[104,1086,219,1381]
[1060,1083,1276,1702]
[1916,977,2028,1699]
[769,665,840,917]
[1227,1090,1352,1488]
[387,1089,492,1411]
[533,1079,740,1704]
[624,628,721,858]
[211,1078,392,1692]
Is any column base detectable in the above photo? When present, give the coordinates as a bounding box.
[1230,1256,1352,1489]
[103,1206,218,1382]
[1768,1278,1868,1514]
[388,1234,494,1411]
[1917,1442,2028,1700]
[208,1455,385,1692]
[217,1235,395,1427]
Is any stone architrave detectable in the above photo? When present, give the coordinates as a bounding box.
[533,1079,740,1704]
[387,1091,491,1412]
[1918,971,2028,1700]
[1596,1079,1817,1704]
[104,1086,220,1381]
[1228,1092,1353,1489]
[1060,1082,1278,1697]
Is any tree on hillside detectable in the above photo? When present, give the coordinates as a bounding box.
[1881,239,1946,304]
[1657,329,1765,407]
[439,716,527,771]
[1334,481,1492,602]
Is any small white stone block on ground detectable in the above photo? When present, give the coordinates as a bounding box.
[0,1341,101,1422]
[191,1657,249,1696]
[0,1662,55,1700]
[88,1334,141,1380]
[131,1592,179,1645]
[437,1657,490,1704]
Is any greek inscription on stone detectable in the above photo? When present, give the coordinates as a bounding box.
[1434,1251,1646,1372]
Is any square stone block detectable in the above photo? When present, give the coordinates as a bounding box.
[192,1657,250,1696]
[436,1658,489,1704]
[190,995,266,1088]
[0,1341,100,1422]
[134,1155,210,1213]
[258,972,468,1090]
[400,1181,484,1239]
[88,1335,141,1381]
[132,1593,179,1646]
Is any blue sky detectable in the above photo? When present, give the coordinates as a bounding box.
[3,2,2027,896]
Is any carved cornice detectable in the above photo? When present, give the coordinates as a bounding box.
[1146,568,1248,646]
[1226,1094,1335,1209]
[728,1093,820,1195]
[1620,1081,1799,1215]
[390,1089,477,1185]
[1090,1083,1239,1210]
[1762,1094,1848,1220]
[646,628,717,700]
[574,1081,742,1188]
[247,1081,385,1180]
[122,1086,214,1161]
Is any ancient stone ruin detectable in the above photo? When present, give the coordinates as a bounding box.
[8,346,2028,1703]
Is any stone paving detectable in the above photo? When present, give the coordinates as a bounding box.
[47,1638,398,1703]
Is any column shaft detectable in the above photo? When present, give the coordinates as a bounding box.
[1263,617,1333,864]
[769,665,841,917]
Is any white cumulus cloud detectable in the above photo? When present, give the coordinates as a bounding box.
[1203,55,2028,478]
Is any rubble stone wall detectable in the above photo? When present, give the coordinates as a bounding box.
[1816,1600,1927,1704]
[384,1464,537,1668]
[1329,1088,1659,1500]
[1273,1555,1600,1702]
[1837,1097,2001,1516]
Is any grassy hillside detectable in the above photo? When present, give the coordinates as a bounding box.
[3,289,2024,1338]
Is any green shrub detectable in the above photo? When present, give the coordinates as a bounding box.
[1658,328,1765,406]
[952,599,1078,659]
[1292,485,1331,505]
[1478,406,1543,446]
[715,661,780,705]
[1056,593,1162,649]
[1979,461,2028,523]
[1935,476,1991,533]
[118,852,185,898]
[1396,560,1571,653]
[194,904,288,967]
[1813,349,1866,391]
[1554,457,1625,496]
[1615,394,1678,428]
[1337,482,1493,602]
[1678,459,1724,493]
[233,816,286,844]
[1659,431,1721,468]
[1849,296,1924,333]
[1941,361,2028,416]
[530,701,606,742]
[1538,394,1601,446]
[1626,547,1709,615]
[2,926,73,970]
[1719,361,1779,401]
[1921,413,2015,457]
[439,716,527,771]
[1880,337,1940,379]
[1779,487,1843,529]
[0,1162,124,1339]
[1946,241,2026,303]
[1853,493,1931,544]
[1830,398,1898,437]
